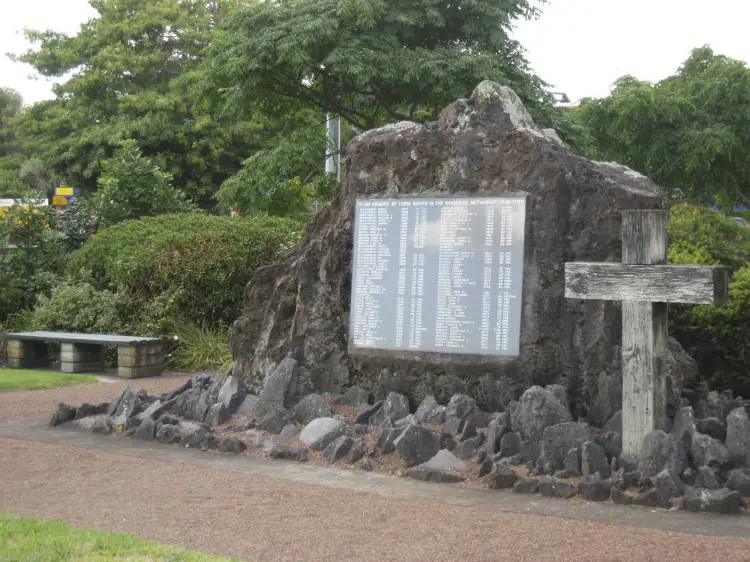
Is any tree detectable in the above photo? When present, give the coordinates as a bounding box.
[92,139,194,226]
[12,0,262,206]
[577,46,750,207]
[209,0,550,131]
[0,88,27,197]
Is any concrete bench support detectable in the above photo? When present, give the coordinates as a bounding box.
[60,343,105,373]
[117,344,164,379]
[7,340,50,369]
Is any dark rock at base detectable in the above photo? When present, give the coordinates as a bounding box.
[458,419,477,441]
[442,416,461,436]
[414,396,447,424]
[564,448,581,476]
[445,394,477,421]
[554,470,576,479]
[656,469,683,507]
[611,488,633,505]
[632,488,667,509]
[235,394,260,415]
[74,403,96,420]
[300,417,347,451]
[603,410,622,435]
[49,403,76,427]
[377,426,403,454]
[323,435,354,463]
[394,424,440,466]
[405,468,465,483]
[335,386,370,405]
[637,430,687,477]
[355,401,383,425]
[370,392,410,427]
[681,467,697,486]
[132,417,155,441]
[540,422,592,472]
[477,450,487,464]
[696,417,727,442]
[344,439,366,464]
[256,357,298,414]
[684,488,745,514]
[182,428,217,450]
[611,469,640,491]
[695,466,722,490]
[218,375,246,413]
[74,416,114,434]
[440,434,457,451]
[486,466,520,489]
[582,441,610,478]
[155,423,181,444]
[205,403,229,428]
[269,444,309,462]
[638,477,654,491]
[513,478,539,494]
[511,387,572,443]
[279,424,298,440]
[538,476,577,499]
[599,431,622,461]
[671,406,695,447]
[294,393,333,425]
[479,459,494,477]
[94,402,110,415]
[726,407,750,467]
[499,432,522,458]
[452,436,481,460]
[217,436,247,453]
[486,419,508,456]
[726,468,750,496]
[578,474,611,502]
[258,409,292,434]
[419,449,469,473]
[691,431,730,468]
[108,386,138,421]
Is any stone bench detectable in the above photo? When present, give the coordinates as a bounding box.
[4,331,164,379]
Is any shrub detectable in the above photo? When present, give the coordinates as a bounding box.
[166,322,233,372]
[668,203,750,396]
[66,213,303,334]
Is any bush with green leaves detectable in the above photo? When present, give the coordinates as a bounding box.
[65,213,303,335]
[668,203,750,396]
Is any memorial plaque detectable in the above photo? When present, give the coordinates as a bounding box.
[349,196,526,356]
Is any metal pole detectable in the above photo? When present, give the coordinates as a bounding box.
[325,114,341,180]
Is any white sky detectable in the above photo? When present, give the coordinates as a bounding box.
[1,0,749,105]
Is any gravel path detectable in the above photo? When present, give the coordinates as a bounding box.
[1,379,750,561]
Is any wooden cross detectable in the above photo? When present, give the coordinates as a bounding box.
[565,210,730,459]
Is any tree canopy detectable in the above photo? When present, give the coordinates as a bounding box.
[577,46,750,208]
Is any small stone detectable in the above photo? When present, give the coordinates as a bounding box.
[599,431,622,461]
[681,467,697,486]
[440,434,457,451]
[611,469,640,491]
[269,444,309,462]
[540,421,592,471]
[695,466,722,490]
[445,394,477,421]
[344,439,366,464]
[611,488,633,505]
[394,424,440,466]
[656,469,683,506]
[458,419,477,441]
[419,449,469,473]
[377,427,403,454]
[74,416,113,434]
[235,394,260,415]
[257,356,297,413]
[511,386,572,442]
[563,447,580,476]
[279,424,298,440]
[355,401,383,425]
[359,457,373,471]
[395,414,418,428]
[217,436,246,453]
[414,396,447,424]
[670,406,695,447]
[205,403,229,427]
[582,441,610,478]
[638,477,654,491]
[632,488,666,509]
[538,476,576,499]
[477,449,487,464]
[335,386,370,405]
[132,417,156,441]
[726,468,750,496]
[726,407,750,467]
[323,435,354,463]
[405,467,465,483]
[499,432,522,458]
[486,466,520,489]
[49,403,76,427]
[218,376,246,413]
[684,488,744,514]
[299,417,347,451]
[294,393,333,425]
[486,419,508,456]
[370,392,410,427]
[603,410,622,435]
[452,437,480,460]
[155,424,181,444]
[182,428,217,450]
[578,474,611,502]
[513,478,540,494]
[74,403,96,420]
[637,430,687,477]
[479,459,494,477]
[258,409,292,434]
[691,431,730,468]
[696,417,727,442]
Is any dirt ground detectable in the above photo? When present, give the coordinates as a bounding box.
[1,376,750,561]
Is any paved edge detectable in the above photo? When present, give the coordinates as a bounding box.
[1,417,749,540]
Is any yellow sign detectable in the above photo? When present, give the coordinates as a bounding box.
[52,195,69,206]
[55,186,74,196]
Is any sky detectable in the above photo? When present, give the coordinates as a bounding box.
[1,0,749,105]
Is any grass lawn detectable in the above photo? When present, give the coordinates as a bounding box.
[0,369,99,391]
[0,513,239,561]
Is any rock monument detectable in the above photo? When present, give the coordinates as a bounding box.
[230,81,696,419]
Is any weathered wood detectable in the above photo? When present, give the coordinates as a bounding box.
[565,263,730,304]
[620,211,669,459]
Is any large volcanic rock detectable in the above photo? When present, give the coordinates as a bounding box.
[231,81,693,415]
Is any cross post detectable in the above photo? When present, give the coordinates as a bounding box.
[565,210,730,459]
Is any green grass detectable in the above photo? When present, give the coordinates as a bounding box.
[0,513,240,561]
[0,369,99,390]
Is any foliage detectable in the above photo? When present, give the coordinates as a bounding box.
[66,213,303,334]
[167,321,233,372]
[0,88,22,158]
[12,0,262,205]
[52,206,98,253]
[0,513,238,561]
[210,0,550,131]
[92,140,194,226]
[0,370,98,390]
[30,280,128,334]
[578,46,750,206]
[668,204,750,395]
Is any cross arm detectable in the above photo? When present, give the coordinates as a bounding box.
[565,262,730,304]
